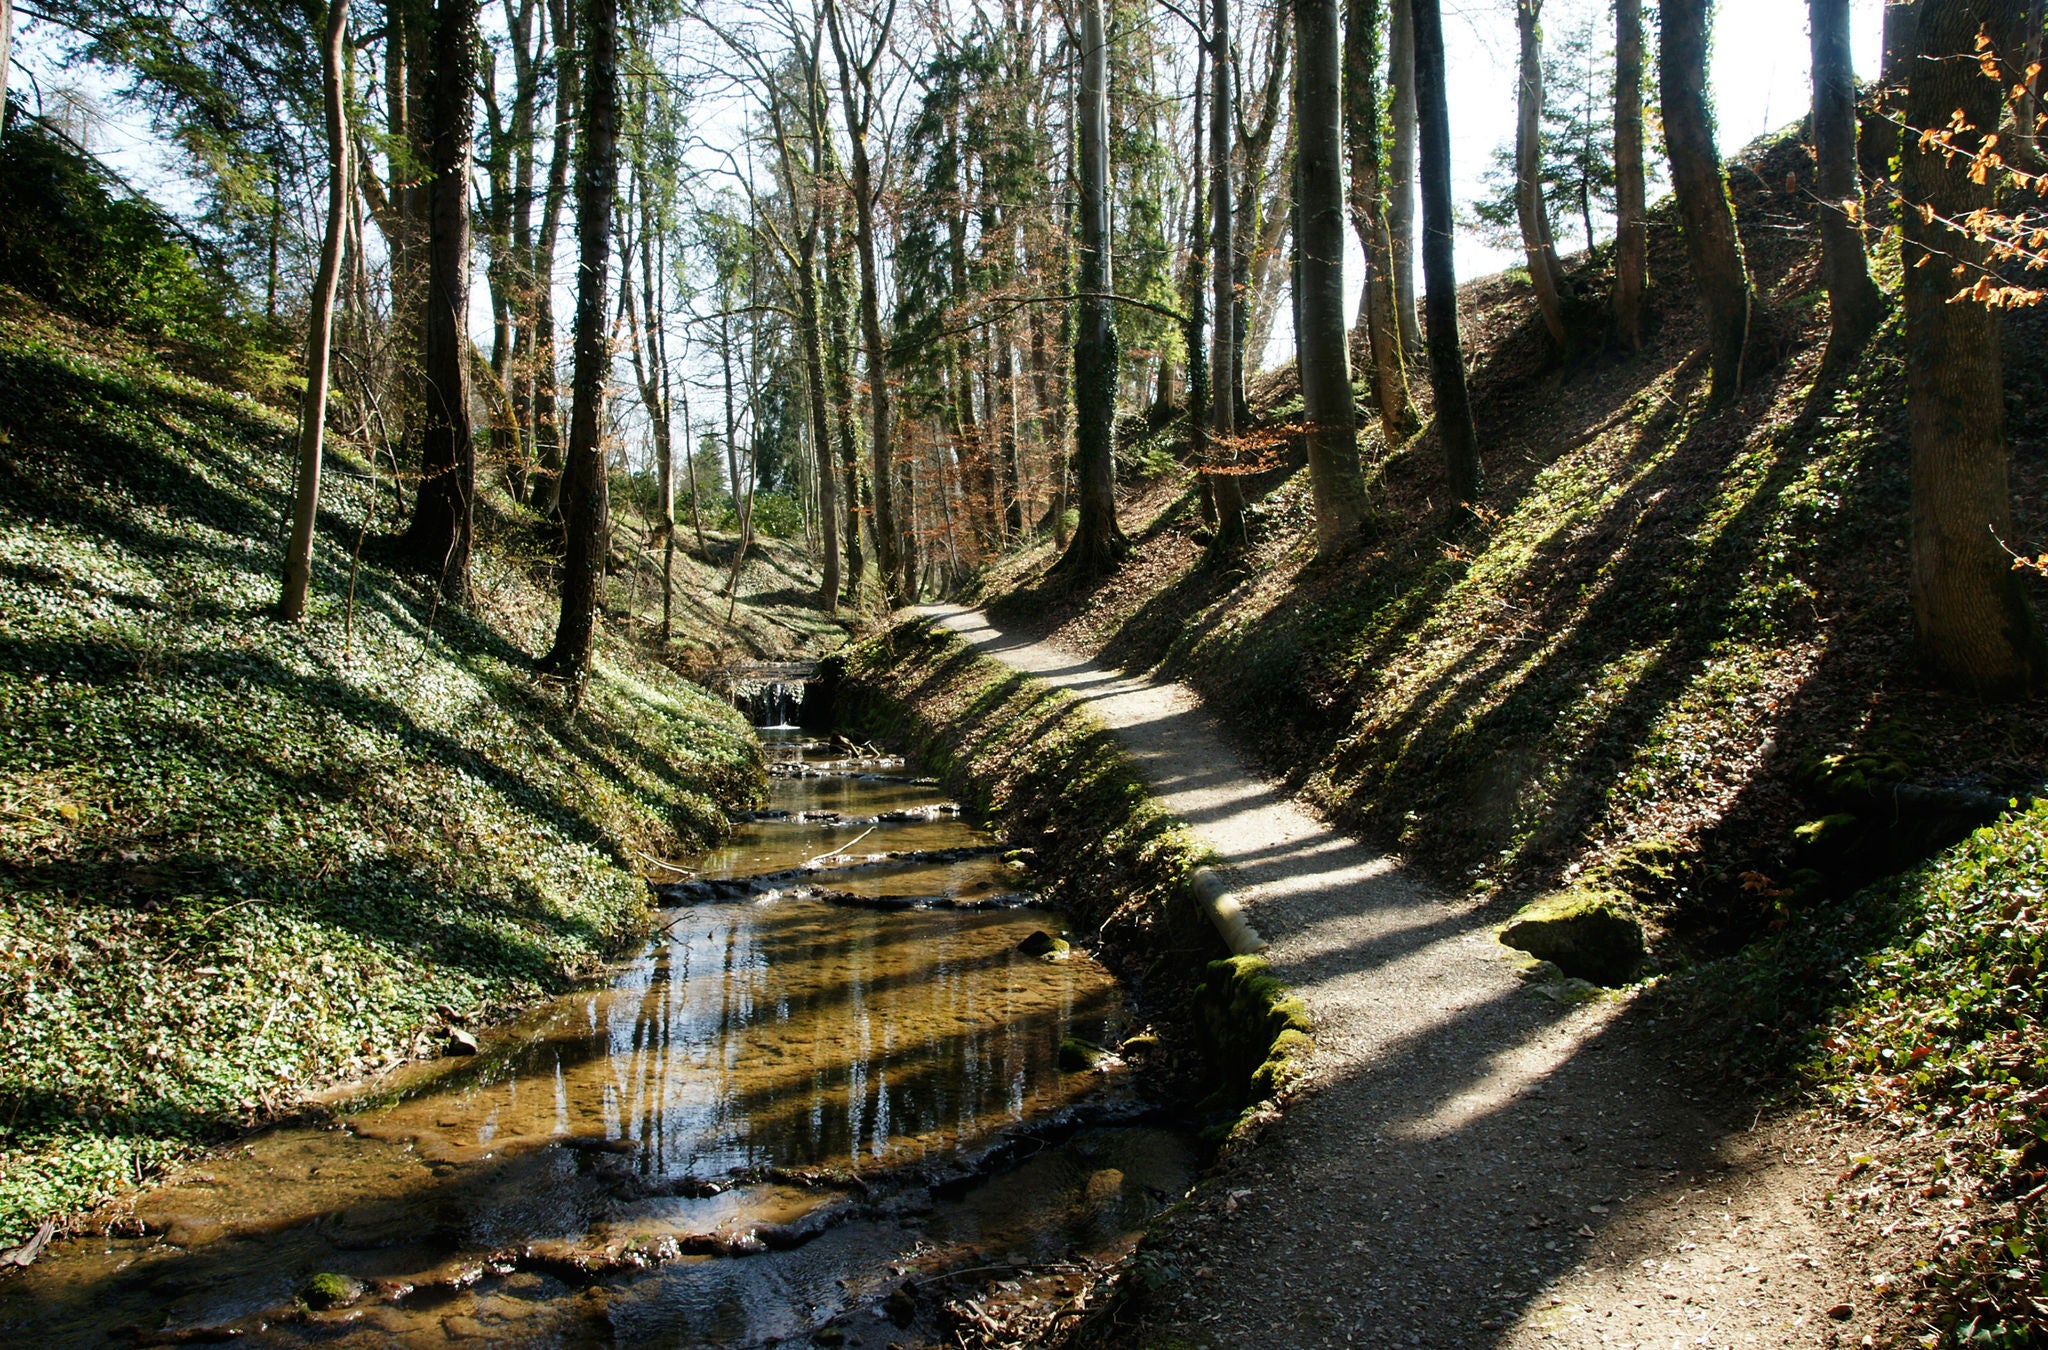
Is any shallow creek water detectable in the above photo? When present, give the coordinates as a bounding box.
[0,734,1194,1347]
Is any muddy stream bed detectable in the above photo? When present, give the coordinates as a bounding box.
[0,733,1195,1347]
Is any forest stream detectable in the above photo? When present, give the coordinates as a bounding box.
[0,726,1193,1347]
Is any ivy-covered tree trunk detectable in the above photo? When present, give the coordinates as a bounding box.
[1412,0,1481,508]
[825,0,906,604]
[1345,0,1418,440]
[1062,0,1126,573]
[1611,0,1647,351]
[1658,0,1755,403]
[1899,0,2045,697]
[401,0,479,598]
[824,202,867,602]
[1295,0,1370,550]
[541,0,616,680]
[279,0,351,622]
[1809,0,1885,370]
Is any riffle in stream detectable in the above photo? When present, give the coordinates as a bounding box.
[0,732,1193,1347]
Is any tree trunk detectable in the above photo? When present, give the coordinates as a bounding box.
[530,0,577,520]
[1295,0,1369,549]
[1346,0,1420,440]
[1881,0,1923,83]
[1186,36,1212,506]
[279,0,352,622]
[1209,0,1249,545]
[996,319,1025,538]
[1387,0,1423,360]
[1611,0,1647,351]
[401,0,479,598]
[1516,0,1568,346]
[1243,133,1295,375]
[826,0,907,606]
[824,202,867,601]
[1063,0,1126,572]
[1412,0,1481,508]
[1,0,13,131]
[540,0,616,679]
[2018,0,2044,168]
[799,238,840,612]
[1659,0,1755,403]
[1899,0,2045,697]
[1810,0,1886,370]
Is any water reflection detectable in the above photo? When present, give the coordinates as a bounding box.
[0,735,1187,1348]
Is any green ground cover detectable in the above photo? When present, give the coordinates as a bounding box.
[0,294,762,1244]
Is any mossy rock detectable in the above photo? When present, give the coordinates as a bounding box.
[1016,930,1069,957]
[302,1272,364,1311]
[1499,888,1644,985]
[1793,813,1860,850]
[1796,750,1911,799]
[1248,1028,1313,1098]
[1058,1037,1114,1071]
[1591,838,1685,901]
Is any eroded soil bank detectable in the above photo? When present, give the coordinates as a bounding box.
[0,735,1194,1347]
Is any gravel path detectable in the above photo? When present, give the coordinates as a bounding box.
[922,605,1877,1350]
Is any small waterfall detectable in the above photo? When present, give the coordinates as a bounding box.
[729,661,818,730]
[751,681,805,729]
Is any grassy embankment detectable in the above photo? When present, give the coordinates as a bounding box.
[977,123,2047,1343]
[0,290,767,1247]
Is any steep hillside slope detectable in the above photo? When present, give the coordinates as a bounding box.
[0,291,764,1247]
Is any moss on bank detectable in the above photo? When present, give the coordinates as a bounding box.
[0,294,762,1245]
[822,621,1311,1132]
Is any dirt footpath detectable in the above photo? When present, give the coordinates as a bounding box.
[922,605,1888,1350]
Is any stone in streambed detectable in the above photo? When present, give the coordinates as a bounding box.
[302,1272,364,1310]
[1016,930,1069,958]
[1058,1038,1121,1072]
[1499,888,1643,985]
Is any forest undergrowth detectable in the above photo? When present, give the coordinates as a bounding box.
[980,123,2048,1345]
[0,289,767,1247]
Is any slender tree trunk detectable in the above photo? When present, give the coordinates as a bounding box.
[1209,0,1248,545]
[541,0,616,679]
[1244,133,1296,374]
[1296,0,1369,549]
[799,240,841,612]
[1515,0,1568,345]
[401,0,479,598]
[1,0,13,130]
[1345,0,1420,440]
[996,319,1024,538]
[1387,0,1423,360]
[825,203,867,601]
[1659,0,1755,403]
[1186,36,1213,514]
[680,374,706,554]
[531,0,577,520]
[280,0,352,622]
[1063,0,1126,572]
[1412,0,1481,508]
[1612,0,1647,351]
[1810,0,1885,371]
[1899,0,2045,697]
